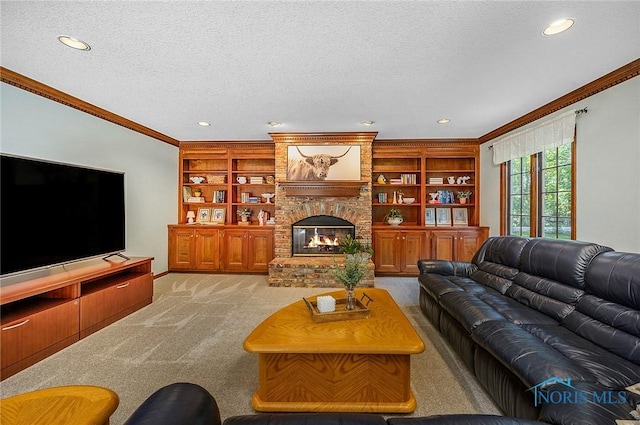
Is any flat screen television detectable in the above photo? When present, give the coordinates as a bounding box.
[1,154,125,277]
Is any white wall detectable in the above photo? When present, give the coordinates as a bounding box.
[480,76,640,253]
[0,83,178,274]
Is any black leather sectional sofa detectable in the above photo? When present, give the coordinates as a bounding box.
[418,236,640,425]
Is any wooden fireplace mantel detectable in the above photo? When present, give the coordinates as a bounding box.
[279,181,368,197]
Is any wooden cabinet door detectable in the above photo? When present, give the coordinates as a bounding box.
[195,228,220,270]
[168,227,195,269]
[374,231,401,274]
[1,300,79,371]
[223,229,248,271]
[247,229,274,272]
[456,229,488,262]
[400,231,426,274]
[431,230,457,261]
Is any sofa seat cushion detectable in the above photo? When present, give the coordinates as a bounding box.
[476,292,558,326]
[537,381,638,425]
[223,413,388,425]
[388,415,546,425]
[439,292,506,332]
[471,321,597,388]
[522,324,640,388]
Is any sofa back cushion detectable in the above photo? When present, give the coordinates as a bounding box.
[519,238,612,290]
[472,236,529,270]
[470,236,530,294]
[562,297,640,365]
[566,251,640,364]
[505,273,584,321]
[584,251,640,310]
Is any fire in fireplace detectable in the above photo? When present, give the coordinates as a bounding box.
[292,215,355,256]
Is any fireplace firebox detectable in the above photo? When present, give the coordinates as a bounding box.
[292,215,355,256]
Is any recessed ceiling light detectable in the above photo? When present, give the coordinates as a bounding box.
[360,120,375,126]
[57,35,91,51]
[267,121,283,127]
[543,19,574,36]
[437,118,451,124]
[197,121,211,127]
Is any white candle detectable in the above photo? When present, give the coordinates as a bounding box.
[316,295,336,313]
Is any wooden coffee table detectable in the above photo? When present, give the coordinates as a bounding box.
[243,288,425,413]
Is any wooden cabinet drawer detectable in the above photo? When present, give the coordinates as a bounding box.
[80,273,152,335]
[1,299,79,370]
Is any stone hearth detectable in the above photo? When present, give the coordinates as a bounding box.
[268,132,376,288]
[268,256,374,288]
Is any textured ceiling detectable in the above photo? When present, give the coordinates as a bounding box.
[1,1,639,142]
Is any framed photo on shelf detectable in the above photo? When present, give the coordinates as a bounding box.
[197,207,211,223]
[436,208,452,226]
[425,207,436,226]
[211,208,226,224]
[452,208,469,226]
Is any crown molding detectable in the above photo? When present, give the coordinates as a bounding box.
[374,138,479,147]
[479,58,640,144]
[0,67,180,147]
[270,132,378,144]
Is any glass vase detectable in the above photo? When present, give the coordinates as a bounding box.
[345,288,356,310]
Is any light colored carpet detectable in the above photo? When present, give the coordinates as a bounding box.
[0,274,500,424]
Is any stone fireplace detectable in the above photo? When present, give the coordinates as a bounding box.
[268,132,376,287]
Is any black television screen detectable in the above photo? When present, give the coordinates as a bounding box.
[1,154,125,276]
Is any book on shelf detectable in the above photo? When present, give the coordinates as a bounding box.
[400,174,417,184]
[182,186,192,202]
[187,196,205,203]
[429,178,444,184]
[213,190,226,203]
[249,176,264,184]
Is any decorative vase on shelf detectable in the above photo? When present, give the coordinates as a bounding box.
[388,217,403,226]
[460,198,467,204]
[241,216,248,222]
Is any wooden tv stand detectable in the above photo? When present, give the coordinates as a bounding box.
[0,256,153,380]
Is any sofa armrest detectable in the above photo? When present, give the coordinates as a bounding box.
[388,414,547,425]
[418,259,477,277]
[124,383,221,425]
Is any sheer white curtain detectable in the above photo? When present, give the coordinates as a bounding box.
[492,110,576,165]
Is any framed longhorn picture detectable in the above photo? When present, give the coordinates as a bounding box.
[287,145,361,181]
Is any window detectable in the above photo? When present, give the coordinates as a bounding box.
[504,143,575,239]
[508,156,532,237]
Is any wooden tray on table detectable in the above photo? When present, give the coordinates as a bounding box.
[303,292,373,323]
